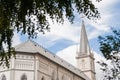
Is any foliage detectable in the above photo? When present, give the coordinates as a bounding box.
[98,29,120,80]
[0,0,100,67]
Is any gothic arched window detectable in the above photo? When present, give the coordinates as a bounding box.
[21,74,27,80]
[1,75,6,80]
[41,76,45,80]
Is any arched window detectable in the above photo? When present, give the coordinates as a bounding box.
[62,75,65,80]
[41,76,45,80]
[51,71,55,80]
[82,59,85,69]
[1,75,6,80]
[21,74,27,80]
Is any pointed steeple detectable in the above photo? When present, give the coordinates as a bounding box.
[79,20,91,55]
[76,20,96,80]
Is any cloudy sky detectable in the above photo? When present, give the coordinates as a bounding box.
[12,0,120,79]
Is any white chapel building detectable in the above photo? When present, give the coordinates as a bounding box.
[0,21,96,80]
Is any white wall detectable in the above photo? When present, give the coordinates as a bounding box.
[0,71,11,80]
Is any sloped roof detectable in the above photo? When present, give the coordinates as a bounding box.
[15,40,44,53]
[14,40,90,80]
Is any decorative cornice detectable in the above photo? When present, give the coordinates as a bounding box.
[76,54,95,60]
[81,70,96,74]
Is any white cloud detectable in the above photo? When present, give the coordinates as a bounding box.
[56,45,77,66]
[12,31,21,47]
[45,19,80,43]
[56,45,107,79]
[92,0,119,9]
[36,18,81,48]
[37,0,119,46]
[2,31,21,50]
[85,0,120,39]
[83,0,117,30]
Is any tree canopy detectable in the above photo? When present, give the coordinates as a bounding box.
[98,29,120,80]
[99,29,120,59]
[0,0,100,67]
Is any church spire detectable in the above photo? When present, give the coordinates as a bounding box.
[79,20,91,55]
[76,20,96,80]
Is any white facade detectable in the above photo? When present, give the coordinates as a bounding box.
[0,21,95,80]
[0,40,90,80]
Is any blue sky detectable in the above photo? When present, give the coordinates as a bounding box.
[25,0,120,54]
[12,0,120,56]
[12,0,120,79]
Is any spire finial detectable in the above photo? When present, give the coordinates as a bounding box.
[81,14,85,21]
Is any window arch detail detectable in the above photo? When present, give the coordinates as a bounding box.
[1,74,6,80]
[21,74,27,80]
[41,76,45,80]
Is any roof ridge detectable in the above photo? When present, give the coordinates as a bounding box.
[14,40,28,50]
[30,40,45,51]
